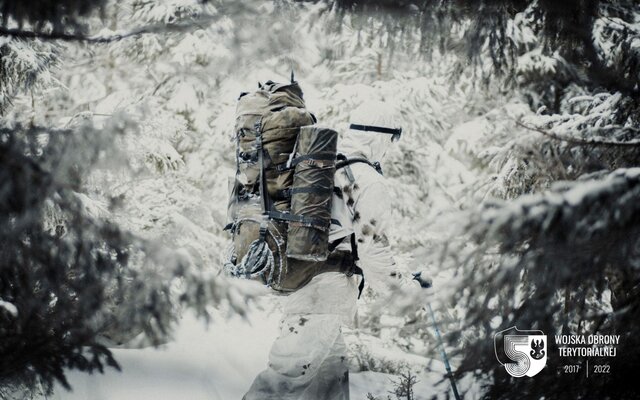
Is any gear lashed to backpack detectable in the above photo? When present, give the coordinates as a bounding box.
[225,79,343,291]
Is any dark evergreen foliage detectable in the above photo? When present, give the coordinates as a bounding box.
[320,0,639,95]
[1,0,639,398]
[0,123,120,392]
[0,3,177,394]
[318,1,640,398]
[0,0,106,33]
[457,169,640,399]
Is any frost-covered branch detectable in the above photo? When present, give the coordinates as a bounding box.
[447,168,640,398]
[516,120,640,147]
[0,13,228,43]
[469,168,640,249]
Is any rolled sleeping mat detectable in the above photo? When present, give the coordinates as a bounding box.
[286,126,338,261]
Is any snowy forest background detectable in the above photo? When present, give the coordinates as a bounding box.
[1,0,639,399]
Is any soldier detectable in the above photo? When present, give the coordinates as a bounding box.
[243,100,401,400]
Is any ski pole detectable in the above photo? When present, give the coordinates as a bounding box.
[412,272,461,400]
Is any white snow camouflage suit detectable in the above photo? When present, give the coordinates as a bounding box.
[243,101,398,400]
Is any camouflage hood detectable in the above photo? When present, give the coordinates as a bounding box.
[340,100,402,164]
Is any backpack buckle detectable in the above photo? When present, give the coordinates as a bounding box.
[259,217,269,240]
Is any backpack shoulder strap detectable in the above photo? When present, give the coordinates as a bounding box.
[349,233,365,299]
[336,153,383,177]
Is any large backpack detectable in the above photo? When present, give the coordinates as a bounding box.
[225,79,351,291]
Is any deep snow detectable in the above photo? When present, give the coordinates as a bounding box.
[52,300,449,400]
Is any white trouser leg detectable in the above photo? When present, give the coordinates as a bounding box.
[244,272,358,400]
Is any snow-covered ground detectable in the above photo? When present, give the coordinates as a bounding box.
[52,303,450,400]
[52,307,279,400]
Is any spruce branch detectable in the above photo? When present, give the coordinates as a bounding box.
[0,14,225,43]
[515,120,640,147]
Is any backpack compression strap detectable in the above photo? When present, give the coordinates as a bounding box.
[255,119,270,214]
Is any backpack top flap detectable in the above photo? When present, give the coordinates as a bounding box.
[261,80,304,100]
[235,81,305,120]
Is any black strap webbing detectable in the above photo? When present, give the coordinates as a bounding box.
[291,152,335,167]
[337,153,356,183]
[349,233,365,299]
[336,157,383,175]
[355,266,365,299]
[328,236,345,252]
[350,233,359,261]
[274,152,336,172]
[269,210,328,228]
[277,187,334,199]
[255,119,270,213]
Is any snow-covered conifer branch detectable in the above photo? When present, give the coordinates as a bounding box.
[516,120,640,147]
[469,168,640,249]
[0,13,230,43]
